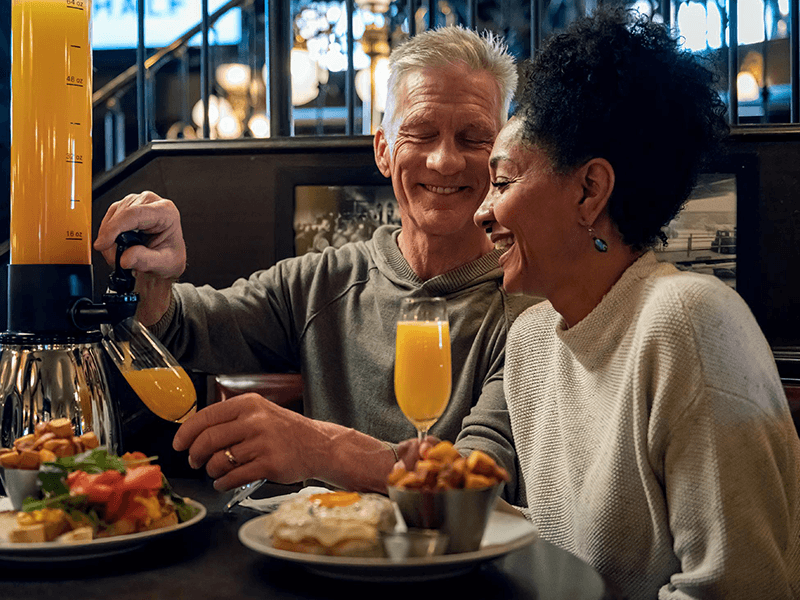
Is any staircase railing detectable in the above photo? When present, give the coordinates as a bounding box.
[89,0,800,175]
[92,0,254,171]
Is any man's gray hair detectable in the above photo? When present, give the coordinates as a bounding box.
[380,26,517,152]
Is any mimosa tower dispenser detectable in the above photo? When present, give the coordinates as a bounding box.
[1,0,139,451]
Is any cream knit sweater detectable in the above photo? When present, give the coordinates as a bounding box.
[505,252,800,599]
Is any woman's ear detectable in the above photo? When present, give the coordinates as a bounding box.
[576,157,615,226]
[374,128,392,178]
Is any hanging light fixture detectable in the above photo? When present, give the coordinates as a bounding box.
[191,95,234,137]
[737,71,760,102]
[248,113,270,138]
[216,114,244,139]
[356,56,389,113]
[290,47,321,106]
[215,63,251,95]
[264,44,325,107]
[357,23,391,133]
[355,0,390,13]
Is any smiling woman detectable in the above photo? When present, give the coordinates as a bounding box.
[455,6,800,600]
[479,118,588,302]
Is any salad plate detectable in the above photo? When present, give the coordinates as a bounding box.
[238,508,537,582]
[0,498,206,562]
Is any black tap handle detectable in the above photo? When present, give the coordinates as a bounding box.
[108,230,145,294]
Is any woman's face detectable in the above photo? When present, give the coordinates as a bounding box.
[474,118,585,297]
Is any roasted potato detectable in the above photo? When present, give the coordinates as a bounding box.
[388,440,510,491]
[1,423,100,470]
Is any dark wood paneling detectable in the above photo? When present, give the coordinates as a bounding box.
[728,127,800,347]
[91,130,800,352]
[91,137,385,298]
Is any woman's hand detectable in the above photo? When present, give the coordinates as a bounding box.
[172,394,315,491]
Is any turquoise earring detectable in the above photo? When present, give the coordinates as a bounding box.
[588,227,608,252]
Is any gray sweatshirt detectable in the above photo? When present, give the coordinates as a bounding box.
[152,225,537,496]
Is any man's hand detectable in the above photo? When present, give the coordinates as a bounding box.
[173,394,315,491]
[172,394,400,493]
[395,435,441,471]
[94,191,187,281]
[95,191,187,325]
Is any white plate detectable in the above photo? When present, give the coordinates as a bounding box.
[238,509,538,582]
[0,498,206,562]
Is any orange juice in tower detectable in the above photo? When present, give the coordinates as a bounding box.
[11,0,93,265]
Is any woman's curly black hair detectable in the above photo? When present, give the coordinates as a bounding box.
[517,6,729,250]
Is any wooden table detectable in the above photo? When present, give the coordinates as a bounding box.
[0,478,621,600]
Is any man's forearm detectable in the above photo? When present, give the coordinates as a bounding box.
[134,273,175,327]
[305,419,397,493]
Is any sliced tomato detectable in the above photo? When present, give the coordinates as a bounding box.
[92,469,124,486]
[111,492,149,524]
[71,482,114,504]
[67,470,123,504]
[121,465,163,491]
[105,489,126,519]
[121,451,150,466]
[67,470,87,486]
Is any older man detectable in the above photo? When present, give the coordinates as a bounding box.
[94,26,534,493]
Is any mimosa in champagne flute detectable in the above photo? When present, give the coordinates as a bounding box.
[103,318,197,423]
[394,297,452,442]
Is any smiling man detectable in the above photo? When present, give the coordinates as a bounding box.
[94,26,537,495]
[374,58,504,279]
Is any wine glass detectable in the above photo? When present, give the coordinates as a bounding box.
[394,297,452,443]
[102,317,197,423]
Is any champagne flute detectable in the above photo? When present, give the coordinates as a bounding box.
[394,297,452,443]
[102,317,197,423]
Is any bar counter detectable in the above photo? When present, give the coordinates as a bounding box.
[0,478,621,600]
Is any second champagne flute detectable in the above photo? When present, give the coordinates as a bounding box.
[394,297,452,443]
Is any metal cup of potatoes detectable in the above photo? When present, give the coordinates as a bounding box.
[0,468,42,511]
[387,441,509,554]
[0,419,100,510]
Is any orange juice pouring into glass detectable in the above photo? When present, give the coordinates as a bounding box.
[102,318,197,423]
[394,297,452,442]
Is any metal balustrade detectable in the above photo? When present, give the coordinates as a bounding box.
[88,0,799,172]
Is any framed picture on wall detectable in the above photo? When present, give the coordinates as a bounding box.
[294,185,397,256]
[654,172,738,289]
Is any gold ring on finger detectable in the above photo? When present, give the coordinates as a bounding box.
[224,448,239,466]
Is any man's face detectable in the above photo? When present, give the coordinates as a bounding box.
[375,63,502,239]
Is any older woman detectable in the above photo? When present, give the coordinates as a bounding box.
[449,7,800,600]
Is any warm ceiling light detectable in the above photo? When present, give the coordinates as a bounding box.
[355,0,390,13]
[737,71,760,103]
[191,95,233,128]
[263,50,325,107]
[216,114,243,139]
[248,113,270,138]
[355,56,390,113]
[216,63,251,94]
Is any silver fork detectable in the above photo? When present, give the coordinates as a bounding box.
[223,479,266,512]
